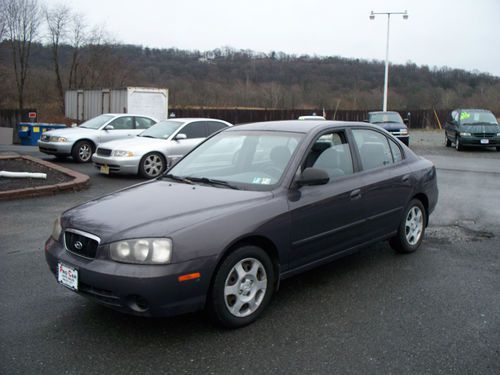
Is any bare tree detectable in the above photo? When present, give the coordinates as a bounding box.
[45,3,70,113]
[0,0,7,41]
[68,13,87,89]
[4,0,42,110]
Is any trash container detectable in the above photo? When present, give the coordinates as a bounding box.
[18,123,66,146]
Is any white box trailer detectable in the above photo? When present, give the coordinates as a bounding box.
[65,87,168,121]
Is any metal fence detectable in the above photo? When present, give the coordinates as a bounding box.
[169,107,451,128]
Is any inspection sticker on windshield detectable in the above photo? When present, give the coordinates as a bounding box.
[100,165,110,174]
[252,177,272,185]
[460,112,471,120]
[57,262,78,291]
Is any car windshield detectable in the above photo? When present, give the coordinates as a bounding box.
[79,114,114,129]
[369,113,403,124]
[459,111,498,126]
[167,130,303,190]
[139,120,183,138]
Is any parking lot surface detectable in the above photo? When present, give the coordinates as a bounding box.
[1,130,499,374]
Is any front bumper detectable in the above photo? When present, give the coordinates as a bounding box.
[45,237,215,317]
[458,136,500,147]
[92,154,141,175]
[38,140,74,155]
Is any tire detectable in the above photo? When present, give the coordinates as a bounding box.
[496,146,500,152]
[390,199,426,254]
[139,152,166,179]
[72,140,94,163]
[455,136,463,151]
[445,135,451,147]
[208,245,275,328]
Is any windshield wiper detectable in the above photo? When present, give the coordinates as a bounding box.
[140,135,157,138]
[188,177,240,190]
[160,174,194,184]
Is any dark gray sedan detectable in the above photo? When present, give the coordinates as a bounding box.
[45,120,438,328]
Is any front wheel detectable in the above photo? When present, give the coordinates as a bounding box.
[455,136,463,151]
[72,140,94,163]
[445,134,451,147]
[390,199,426,253]
[139,152,166,178]
[208,246,275,328]
[496,146,500,151]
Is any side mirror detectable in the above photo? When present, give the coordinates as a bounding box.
[403,118,409,125]
[295,168,329,187]
[104,125,114,131]
[363,119,370,123]
[175,133,187,140]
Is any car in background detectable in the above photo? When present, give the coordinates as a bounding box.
[45,120,438,328]
[444,109,500,151]
[92,118,232,178]
[298,115,326,121]
[38,114,158,162]
[367,111,409,146]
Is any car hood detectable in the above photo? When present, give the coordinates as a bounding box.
[62,180,272,243]
[375,122,407,131]
[44,126,97,138]
[98,136,167,151]
[459,124,500,133]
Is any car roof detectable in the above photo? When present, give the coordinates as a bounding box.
[225,120,376,134]
[454,108,493,113]
[368,111,400,115]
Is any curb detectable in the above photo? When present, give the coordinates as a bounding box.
[0,154,90,200]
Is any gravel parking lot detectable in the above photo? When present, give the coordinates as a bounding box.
[0,129,499,374]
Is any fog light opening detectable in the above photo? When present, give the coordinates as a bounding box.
[127,295,150,312]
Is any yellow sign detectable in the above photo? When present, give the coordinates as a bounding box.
[33,127,40,132]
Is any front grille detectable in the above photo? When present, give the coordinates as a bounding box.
[97,148,112,156]
[472,133,496,138]
[64,230,100,259]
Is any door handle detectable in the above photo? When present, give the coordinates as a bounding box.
[350,189,362,200]
[402,174,410,183]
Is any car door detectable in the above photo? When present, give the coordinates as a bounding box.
[350,128,413,240]
[98,116,135,143]
[288,129,368,269]
[167,121,208,159]
[445,110,459,141]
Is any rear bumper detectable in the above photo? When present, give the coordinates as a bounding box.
[45,237,216,317]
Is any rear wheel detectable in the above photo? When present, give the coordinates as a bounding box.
[139,152,166,178]
[72,140,94,163]
[390,199,426,253]
[208,245,275,328]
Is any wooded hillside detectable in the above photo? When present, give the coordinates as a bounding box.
[1,42,499,121]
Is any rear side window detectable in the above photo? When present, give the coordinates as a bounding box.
[207,121,229,135]
[389,139,403,162]
[180,121,207,139]
[352,129,394,170]
[135,117,156,129]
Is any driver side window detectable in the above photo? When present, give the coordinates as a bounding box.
[302,131,354,182]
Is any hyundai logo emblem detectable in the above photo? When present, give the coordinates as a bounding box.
[74,241,83,250]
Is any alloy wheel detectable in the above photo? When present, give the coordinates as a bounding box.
[405,206,423,246]
[224,257,267,318]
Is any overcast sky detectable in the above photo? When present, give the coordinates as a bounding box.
[45,0,500,77]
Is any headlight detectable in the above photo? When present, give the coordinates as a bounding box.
[497,133,500,136]
[112,150,135,157]
[49,136,68,142]
[51,217,62,241]
[399,129,408,135]
[460,132,471,136]
[109,238,172,264]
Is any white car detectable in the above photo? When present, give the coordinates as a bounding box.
[38,114,158,162]
[92,118,232,178]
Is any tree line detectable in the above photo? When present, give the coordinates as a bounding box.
[1,0,499,122]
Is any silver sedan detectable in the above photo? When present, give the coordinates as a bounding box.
[38,113,158,162]
[92,118,232,178]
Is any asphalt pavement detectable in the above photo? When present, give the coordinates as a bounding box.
[0,131,499,374]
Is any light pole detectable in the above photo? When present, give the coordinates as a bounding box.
[370,10,408,111]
